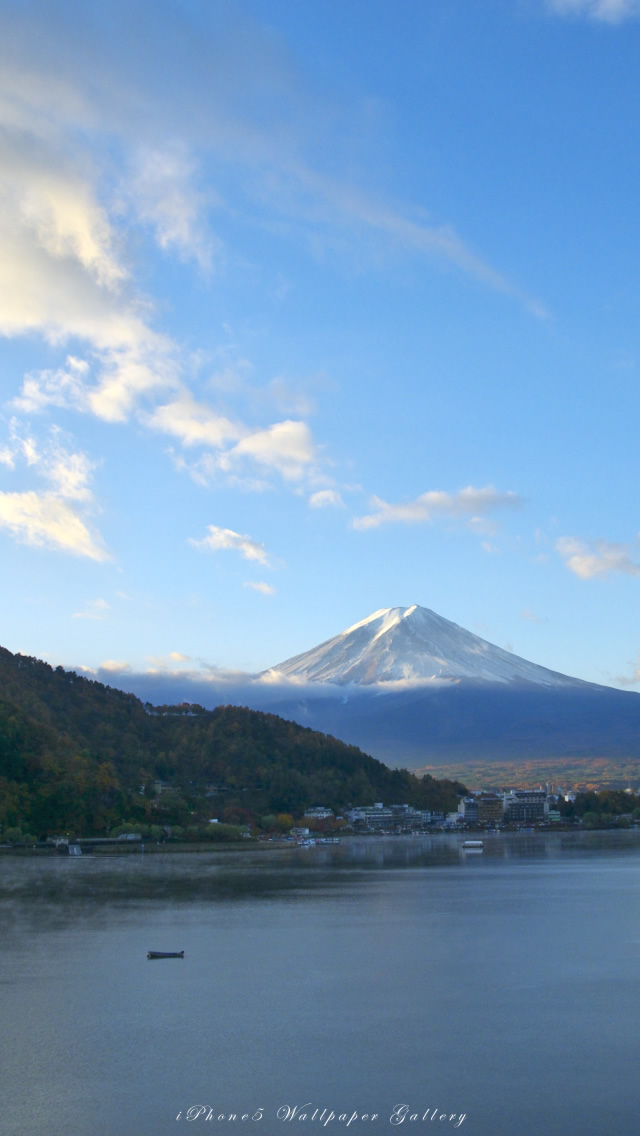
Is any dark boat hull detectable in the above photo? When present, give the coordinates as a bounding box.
[147,951,184,959]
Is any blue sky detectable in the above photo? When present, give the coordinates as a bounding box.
[1,0,640,690]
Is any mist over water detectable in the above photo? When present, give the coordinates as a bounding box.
[3,833,640,1136]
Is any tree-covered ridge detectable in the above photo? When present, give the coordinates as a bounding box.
[0,646,466,836]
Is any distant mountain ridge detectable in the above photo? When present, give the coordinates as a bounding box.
[267,604,585,688]
[92,605,640,771]
[28,605,640,775]
[234,605,640,768]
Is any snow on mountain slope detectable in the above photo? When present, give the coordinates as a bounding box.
[266,605,584,687]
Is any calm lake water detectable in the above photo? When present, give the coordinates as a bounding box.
[3,832,640,1136]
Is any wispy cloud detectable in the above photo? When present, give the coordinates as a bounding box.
[243,580,276,595]
[617,656,640,686]
[520,609,548,624]
[73,598,110,620]
[17,356,91,415]
[145,651,192,672]
[41,436,95,501]
[556,536,640,579]
[189,524,271,565]
[263,375,316,418]
[309,489,344,509]
[127,145,218,271]
[547,0,640,22]
[285,165,548,317]
[352,486,522,531]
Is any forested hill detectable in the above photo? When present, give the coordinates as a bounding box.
[0,646,466,836]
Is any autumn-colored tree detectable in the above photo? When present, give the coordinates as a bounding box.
[276,813,294,831]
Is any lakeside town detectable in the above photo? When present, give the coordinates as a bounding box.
[7,783,640,854]
[277,785,640,837]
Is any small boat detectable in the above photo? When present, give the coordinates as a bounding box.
[147,950,185,959]
[462,840,484,850]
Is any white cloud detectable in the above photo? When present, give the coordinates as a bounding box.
[2,422,96,500]
[0,133,125,291]
[226,420,316,481]
[148,399,318,487]
[0,422,107,559]
[19,353,318,489]
[42,440,94,501]
[73,597,110,620]
[547,0,640,21]
[189,524,271,565]
[16,356,90,414]
[99,659,131,674]
[0,74,182,426]
[85,340,179,423]
[309,489,344,509]
[2,419,40,466]
[0,490,108,560]
[243,580,276,595]
[146,394,241,448]
[3,222,180,423]
[556,536,640,579]
[15,336,182,426]
[352,486,521,531]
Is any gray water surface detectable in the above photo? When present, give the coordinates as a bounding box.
[2,833,640,1136]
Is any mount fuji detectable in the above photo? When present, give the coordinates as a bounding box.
[252,604,640,769]
[266,604,583,688]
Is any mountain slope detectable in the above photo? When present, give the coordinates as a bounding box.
[239,605,640,768]
[256,680,640,767]
[0,645,465,834]
[267,605,584,687]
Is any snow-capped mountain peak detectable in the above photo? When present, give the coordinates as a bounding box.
[266,604,583,687]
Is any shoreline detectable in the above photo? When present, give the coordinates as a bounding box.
[1,825,633,855]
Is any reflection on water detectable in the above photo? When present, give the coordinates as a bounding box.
[3,832,640,1136]
[3,830,639,913]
